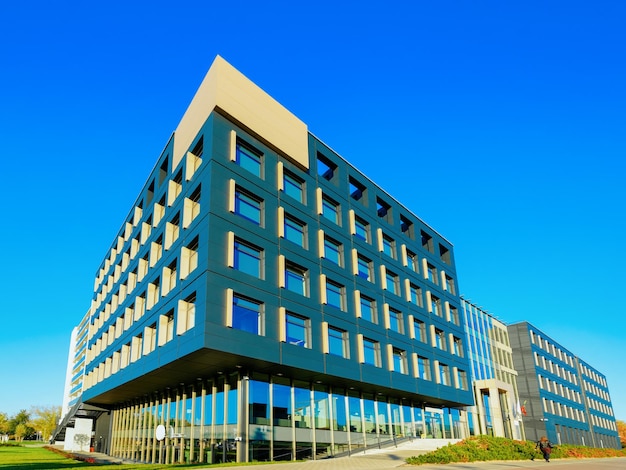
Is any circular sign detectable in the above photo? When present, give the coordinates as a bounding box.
[155,424,166,441]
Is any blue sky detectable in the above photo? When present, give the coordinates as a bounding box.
[1,1,624,423]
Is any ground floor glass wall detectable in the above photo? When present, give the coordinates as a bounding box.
[108,372,468,464]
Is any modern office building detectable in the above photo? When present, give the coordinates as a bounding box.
[460,298,524,440]
[72,56,474,464]
[508,322,620,449]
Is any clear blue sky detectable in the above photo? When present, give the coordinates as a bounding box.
[1,1,624,423]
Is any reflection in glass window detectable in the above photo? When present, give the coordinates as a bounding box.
[286,313,309,347]
[232,295,262,335]
[328,327,348,358]
[234,240,262,278]
[235,189,262,225]
[236,142,262,177]
[363,337,381,367]
[284,215,306,247]
[285,263,307,296]
[283,171,304,203]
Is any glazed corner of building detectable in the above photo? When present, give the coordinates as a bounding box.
[172,55,309,173]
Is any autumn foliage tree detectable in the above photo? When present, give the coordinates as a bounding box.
[617,420,626,448]
[30,405,62,442]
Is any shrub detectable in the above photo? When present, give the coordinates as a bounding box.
[405,435,626,465]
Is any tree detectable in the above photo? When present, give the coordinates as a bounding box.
[0,412,9,435]
[9,410,34,440]
[617,420,626,448]
[30,406,62,442]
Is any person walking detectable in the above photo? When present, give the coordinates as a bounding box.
[536,436,554,462]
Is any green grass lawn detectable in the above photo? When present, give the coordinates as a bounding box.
[0,444,286,469]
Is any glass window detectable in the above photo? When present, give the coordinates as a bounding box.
[357,254,373,281]
[324,236,342,266]
[431,294,442,316]
[426,263,438,285]
[286,313,310,347]
[249,380,270,424]
[409,284,423,307]
[413,319,426,342]
[363,337,381,367]
[406,250,419,273]
[272,380,292,427]
[235,188,262,225]
[453,336,464,357]
[360,295,377,323]
[385,270,399,295]
[236,141,262,177]
[326,279,345,310]
[283,170,304,203]
[354,216,370,243]
[392,348,408,374]
[435,328,447,351]
[389,308,403,334]
[439,363,450,386]
[328,326,348,358]
[285,263,307,296]
[445,274,456,295]
[418,356,431,380]
[382,234,395,259]
[439,244,451,264]
[234,239,262,278]
[233,295,263,335]
[284,214,306,247]
[322,196,340,224]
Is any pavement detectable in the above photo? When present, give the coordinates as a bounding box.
[69,440,626,470]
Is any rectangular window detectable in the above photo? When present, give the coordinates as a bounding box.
[183,185,201,228]
[324,236,342,266]
[421,230,434,253]
[328,327,349,358]
[450,306,460,325]
[431,294,442,316]
[388,308,404,334]
[409,284,423,307]
[435,328,448,351]
[418,356,431,380]
[236,141,262,177]
[235,188,262,225]
[321,196,340,225]
[444,274,456,295]
[376,197,392,223]
[363,338,381,367]
[283,170,304,203]
[359,295,377,323]
[439,244,451,264]
[234,239,263,278]
[453,336,464,357]
[317,153,337,181]
[354,216,370,242]
[406,250,419,273]
[357,254,373,281]
[382,234,396,259]
[233,294,263,335]
[177,293,196,335]
[385,270,399,295]
[413,318,426,342]
[326,279,345,310]
[286,313,310,348]
[392,348,408,374]
[439,363,450,386]
[180,236,199,280]
[349,177,366,201]
[400,215,414,238]
[285,263,308,296]
[426,263,438,285]
[284,214,306,247]
[158,310,175,346]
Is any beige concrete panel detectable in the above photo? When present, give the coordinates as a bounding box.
[227,231,235,267]
[225,288,234,327]
[277,207,285,238]
[407,314,415,339]
[357,334,364,363]
[279,307,286,342]
[277,161,284,191]
[348,209,355,234]
[354,290,362,318]
[173,56,308,170]
[322,322,329,354]
[351,248,358,275]
[401,244,408,266]
[278,255,285,288]
[316,188,323,215]
[318,229,325,258]
[320,274,327,304]
[376,228,383,252]
[412,353,419,378]
[386,344,394,371]
[229,129,237,162]
[383,303,390,329]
